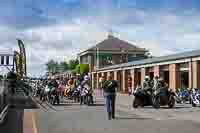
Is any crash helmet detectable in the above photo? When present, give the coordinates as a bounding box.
[144,76,150,81]
[154,76,159,80]
[84,75,90,81]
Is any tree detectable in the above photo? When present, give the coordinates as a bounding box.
[59,61,69,72]
[68,59,79,70]
[46,59,59,74]
[76,64,89,75]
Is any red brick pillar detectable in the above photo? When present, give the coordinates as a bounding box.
[154,65,160,77]
[92,73,95,89]
[189,62,193,89]
[114,71,117,81]
[189,61,200,89]
[96,72,99,89]
[131,69,135,90]
[107,71,111,80]
[101,72,105,78]
[141,68,146,86]
[122,70,126,93]
[169,64,180,91]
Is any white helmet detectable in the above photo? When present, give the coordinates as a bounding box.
[145,76,150,80]
[84,75,90,81]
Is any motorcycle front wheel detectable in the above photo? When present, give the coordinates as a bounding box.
[132,97,141,108]
[152,96,160,109]
[168,96,175,108]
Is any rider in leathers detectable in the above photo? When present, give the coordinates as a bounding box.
[142,76,152,103]
[143,76,152,93]
[152,76,162,95]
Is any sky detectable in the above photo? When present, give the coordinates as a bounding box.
[0,0,200,76]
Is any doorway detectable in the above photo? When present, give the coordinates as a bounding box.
[180,71,189,89]
[149,72,154,81]
[117,71,122,92]
[163,71,169,86]
[137,71,141,86]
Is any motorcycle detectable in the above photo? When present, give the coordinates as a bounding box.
[152,87,175,109]
[49,88,60,105]
[40,85,50,102]
[71,87,80,102]
[132,86,152,108]
[190,88,200,107]
[175,89,191,104]
[80,86,89,105]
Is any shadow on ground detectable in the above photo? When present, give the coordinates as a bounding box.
[140,106,192,109]
[88,104,105,106]
[116,117,152,120]
[53,103,74,106]
[10,96,39,109]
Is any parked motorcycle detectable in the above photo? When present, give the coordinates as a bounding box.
[132,86,152,108]
[49,88,60,105]
[190,88,200,107]
[152,87,175,109]
[175,89,191,104]
[40,85,50,102]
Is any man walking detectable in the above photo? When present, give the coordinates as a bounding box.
[102,76,118,120]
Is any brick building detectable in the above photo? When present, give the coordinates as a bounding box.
[78,35,148,73]
[92,50,200,92]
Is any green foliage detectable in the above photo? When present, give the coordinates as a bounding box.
[46,60,59,74]
[68,59,79,70]
[46,59,79,73]
[76,64,89,75]
[59,61,69,72]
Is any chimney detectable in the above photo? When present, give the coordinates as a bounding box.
[108,34,114,39]
[108,29,114,39]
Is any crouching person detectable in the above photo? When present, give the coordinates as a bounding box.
[102,76,118,120]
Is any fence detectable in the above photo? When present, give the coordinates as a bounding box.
[0,79,11,123]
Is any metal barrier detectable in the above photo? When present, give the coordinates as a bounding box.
[0,79,11,124]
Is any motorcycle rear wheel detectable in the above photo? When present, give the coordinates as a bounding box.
[168,96,175,108]
[192,101,196,107]
[132,98,141,108]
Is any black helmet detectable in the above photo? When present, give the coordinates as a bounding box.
[7,71,17,80]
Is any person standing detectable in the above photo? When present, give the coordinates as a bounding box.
[102,76,118,120]
[58,81,65,100]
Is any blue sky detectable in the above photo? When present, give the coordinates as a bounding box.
[0,0,200,76]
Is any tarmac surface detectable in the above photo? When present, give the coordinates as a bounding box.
[1,95,200,133]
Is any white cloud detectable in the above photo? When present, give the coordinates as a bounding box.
[1,3,200,76]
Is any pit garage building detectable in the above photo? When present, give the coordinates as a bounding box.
[92,50,200,93]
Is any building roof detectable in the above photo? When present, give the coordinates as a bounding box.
[79,35,147,55]
[98,49,200,71]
